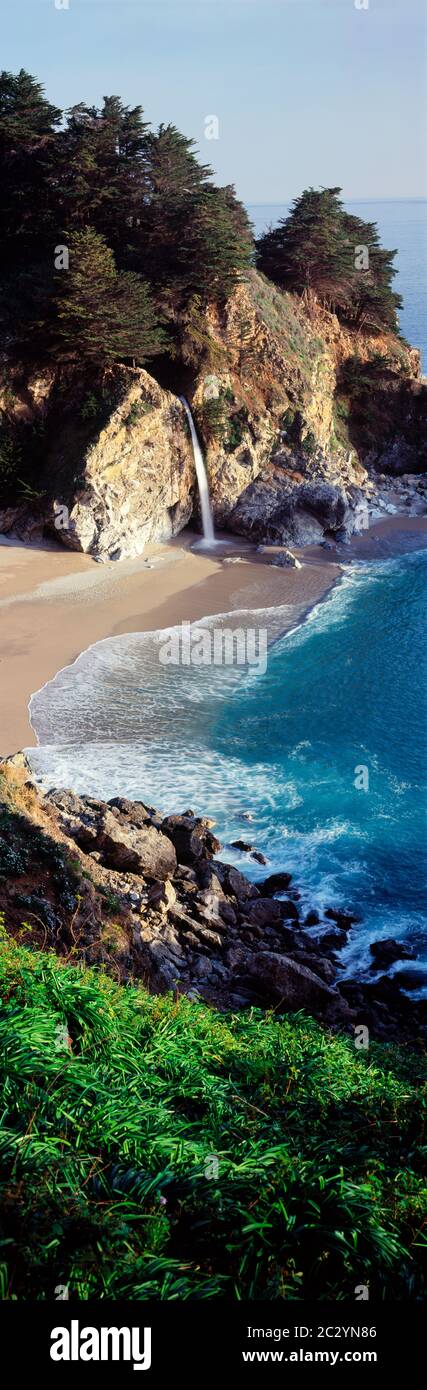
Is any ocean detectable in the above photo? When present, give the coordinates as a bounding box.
[28,549,427,990]
[247,199,427,373]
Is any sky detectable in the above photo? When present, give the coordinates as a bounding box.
[0,0,426,203]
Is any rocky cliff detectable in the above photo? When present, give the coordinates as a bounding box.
[1,270,426,557]
[193,271,426,545]
[0,759,425,1042]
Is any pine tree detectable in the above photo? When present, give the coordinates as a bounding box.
[56,97,150,253]
[54,228,165,366]
[0,69,62,267]
[187,185,253,302]
[129,128,252,309]
[256,188,355,314]
[256,187,401,332]
[131,124,213,302]
[342,212,402,332]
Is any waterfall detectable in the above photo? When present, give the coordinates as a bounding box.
[180,396,215,544]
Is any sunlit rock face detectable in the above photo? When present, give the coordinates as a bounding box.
[1,270,424,557]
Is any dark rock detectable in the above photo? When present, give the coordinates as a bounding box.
[279,899,300,921]
[174,865,197,883]
[251,851,268,865]
[230,839,253,852]
[325,908,359,929]
[108,797,152,827]
[297,481,347,531]
[290,951,337,985]
[162,813,220,864]
[218,900,238,927]
[306,926,348,952]
[256,871,292,894]
[214,862,259,902]
[392,966,427,991]
[244,897,285,927]
[370,938,416,966]
[305,910,320,926]
[243,952,340,1015]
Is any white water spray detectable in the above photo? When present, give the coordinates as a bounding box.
[180,396,215,544]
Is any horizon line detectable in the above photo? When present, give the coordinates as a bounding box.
[246,196,427,204]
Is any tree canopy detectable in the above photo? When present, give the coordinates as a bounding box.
[0,71,253,368]
[256,187,402,333]
[0,79,404,372]
[55,228,165,366]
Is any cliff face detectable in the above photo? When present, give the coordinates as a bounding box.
[48,370,195,561]
[192,270,425,546]
[0,270,425,557]
[0,366,195,560]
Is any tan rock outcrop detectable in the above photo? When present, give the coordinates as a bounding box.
[54,370,195,560]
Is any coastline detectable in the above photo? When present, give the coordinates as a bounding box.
[0,532,340,757]
[1,514,426,759]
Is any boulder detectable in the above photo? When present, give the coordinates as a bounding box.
[296,481,347,532]
[215,862,259,901]
[108,796,153,827]
[243,952,339,1014]
[325,908,359,929]
[257,871,292,895]
[289,951,336,985]
[161,813,220,864]
[278,899,300,921]
[98,810,177,879]
[256,545,302,568]
[147,880,177,915]
[370,938,415,967]
[50,790,177,879]
[306,925,348,952]
[244,897,285,927]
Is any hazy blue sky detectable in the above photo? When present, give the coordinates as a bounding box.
[1,0,426,201]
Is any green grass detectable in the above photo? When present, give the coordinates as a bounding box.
[0,925,425,1301]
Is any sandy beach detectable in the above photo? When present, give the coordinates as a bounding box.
[1,515,426,758]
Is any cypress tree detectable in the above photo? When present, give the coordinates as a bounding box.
[256,187,401,332]
[56,97,150,252]
[0,69,61,268]
[54,228,165,366]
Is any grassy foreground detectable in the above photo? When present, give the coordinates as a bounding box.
[0,924,425,1301]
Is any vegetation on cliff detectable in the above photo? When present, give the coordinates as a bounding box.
[256,188,402,334]
[0,71,423,542]
[0,70,253,370]
[0,70,407,378]
[0,925,425,1301]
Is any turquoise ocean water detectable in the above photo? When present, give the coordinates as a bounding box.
[28,550,427,988]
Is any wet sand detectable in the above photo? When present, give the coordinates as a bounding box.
[0,515,425,758]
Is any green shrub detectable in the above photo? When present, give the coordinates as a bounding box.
[301,429,317,458]
[125,400,151,428]
[0,422,23,490]
[0,927,425,1301]
[225,405,249,452]
[196,396,228,443]
[80,393,100,423]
